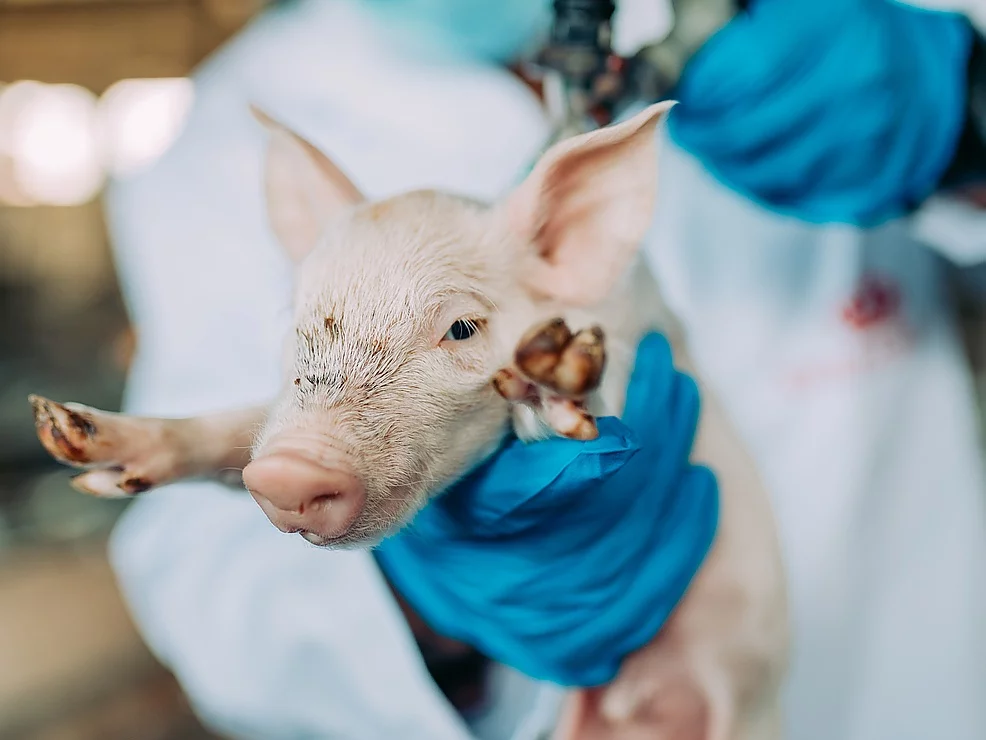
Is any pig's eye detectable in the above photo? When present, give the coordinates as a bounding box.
[443,319,480,342]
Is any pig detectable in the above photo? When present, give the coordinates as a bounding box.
[29,101,788,740]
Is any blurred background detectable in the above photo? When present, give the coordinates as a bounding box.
[0,1,984,739]
[0,2,268,737]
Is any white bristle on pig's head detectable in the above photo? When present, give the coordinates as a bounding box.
[242,102,674,548]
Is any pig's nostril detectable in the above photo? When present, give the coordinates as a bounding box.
[297,493,340,516]
[242,448,366,541]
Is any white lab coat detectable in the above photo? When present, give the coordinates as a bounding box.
[105,2,562,738]
[647,148,986,740]
[104,1,986,739]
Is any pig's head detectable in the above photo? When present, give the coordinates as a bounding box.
[242,102,674,548]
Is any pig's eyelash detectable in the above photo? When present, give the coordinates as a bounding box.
[441,317,486,343]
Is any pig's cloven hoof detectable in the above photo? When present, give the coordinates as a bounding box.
[497,318,606,441]
[30,394,99,466]
[28,395,180,498]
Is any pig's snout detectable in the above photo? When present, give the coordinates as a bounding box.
[243,436,366,543]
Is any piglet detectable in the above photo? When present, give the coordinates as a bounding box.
[30,102,788,739]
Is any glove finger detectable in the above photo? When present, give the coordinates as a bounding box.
[619,371,701,496]
[440,416,639,531]
[621,333,677,439]
[662,371,702,462]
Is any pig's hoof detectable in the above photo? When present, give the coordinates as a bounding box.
[28,395,172,498]
[553,327,605,397]
[515,318,572,383]
[514,319,606,396]
[499,319,606,442]
[543,396,599,441]
[30,395,99,465]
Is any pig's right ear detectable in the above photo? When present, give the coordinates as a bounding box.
[250,105,365,262]
[500,101,675,307]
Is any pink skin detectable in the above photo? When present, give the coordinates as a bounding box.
[28,102,789,738]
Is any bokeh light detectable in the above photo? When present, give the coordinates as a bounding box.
[0,77,194,206]
[2,82,103,206]
[98,77,194,177]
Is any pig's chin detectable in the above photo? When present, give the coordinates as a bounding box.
[297,529,377,550]
[296,486,426,550]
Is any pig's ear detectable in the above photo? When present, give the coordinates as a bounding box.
[250,105,365,262]
[504,101,675,306]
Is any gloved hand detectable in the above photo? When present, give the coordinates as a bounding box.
[668,0,974,226]
[374,333,718,687]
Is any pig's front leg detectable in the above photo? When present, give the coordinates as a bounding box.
[493,318,606,441]
[29,395,265,497]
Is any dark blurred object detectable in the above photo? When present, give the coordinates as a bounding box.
[533,0,618,142]
[953,262,986,451]
[387,585,494,718]
[623,0,737,110]
[539,0,616,97]
[533,0,739,143]
[942,29,986,194]
[0,204,129,474]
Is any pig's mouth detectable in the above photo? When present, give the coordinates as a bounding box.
[288,523,371,549]
[293,517,403,549]
[299,530,344,547]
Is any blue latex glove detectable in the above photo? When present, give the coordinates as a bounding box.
[374,334,719,687]
[668,0,974,226]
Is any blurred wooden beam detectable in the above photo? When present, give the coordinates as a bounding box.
[0,0,265,93]
[0,0,165,7]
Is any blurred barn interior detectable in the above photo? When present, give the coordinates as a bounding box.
[0,1,984,739]
[0,2,266,737]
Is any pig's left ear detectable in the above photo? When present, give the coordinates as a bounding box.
[250,105,365,262]
[504,101,675,306]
